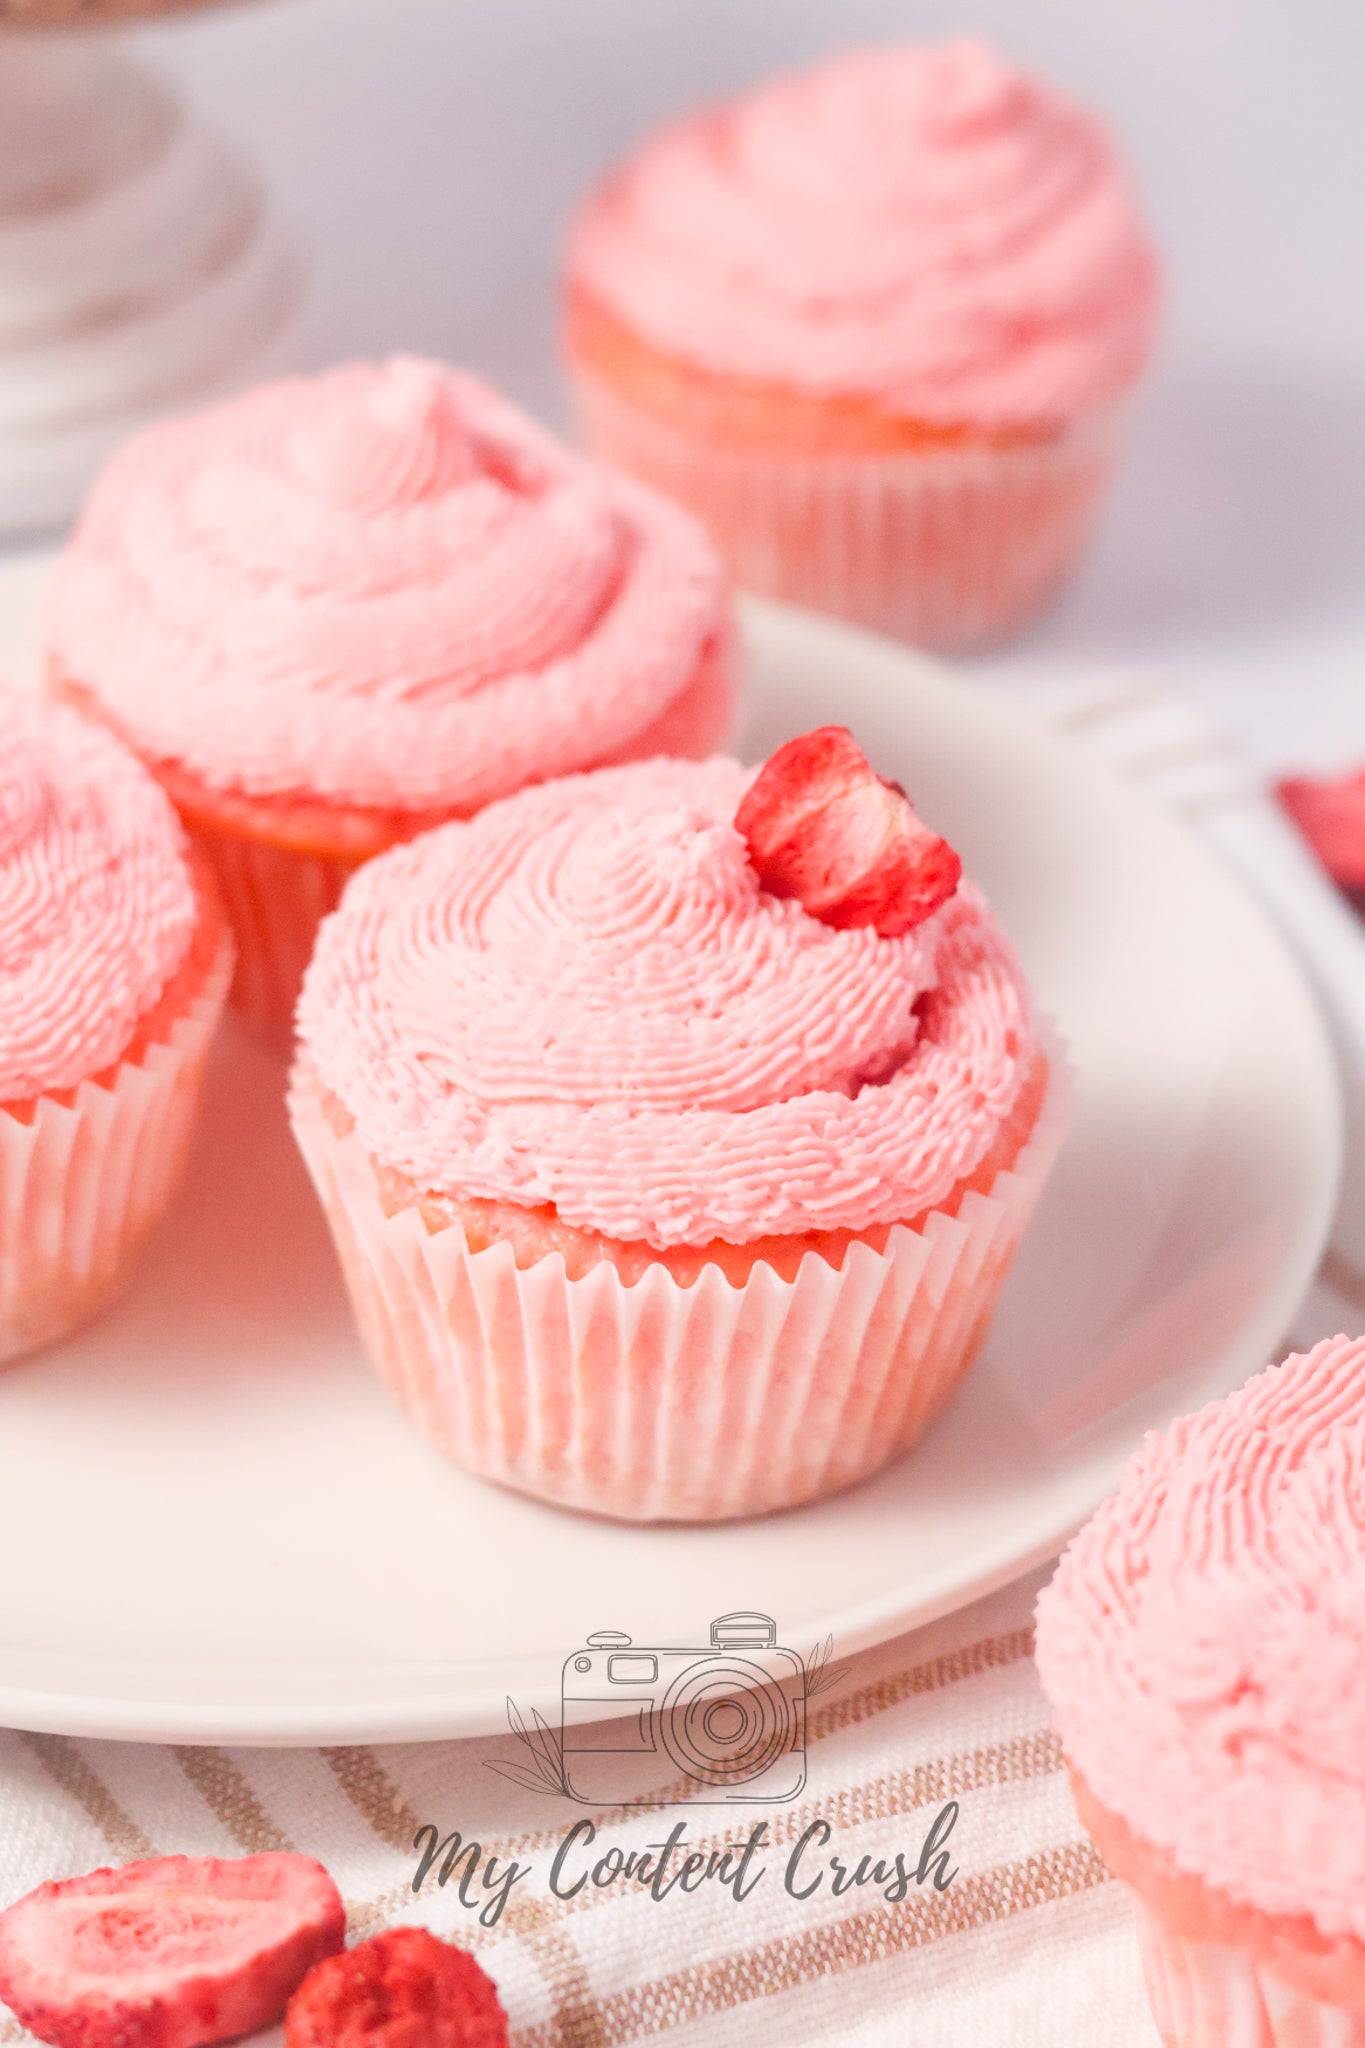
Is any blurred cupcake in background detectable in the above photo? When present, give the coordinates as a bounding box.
[1036,1334,1365,2048]
[0,693,231,1364]
[45,357,735,1041]
[565,38,1159,652]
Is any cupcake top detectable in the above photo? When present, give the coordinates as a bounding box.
[1035,1335,1365,1944]
[569,38,1159,427]
[44,357,729,813]
[297,753,1037,1249]
[0,692,197,1103]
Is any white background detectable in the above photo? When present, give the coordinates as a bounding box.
[127,0,1365,772]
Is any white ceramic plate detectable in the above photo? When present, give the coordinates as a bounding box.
[0,558,1342,1744]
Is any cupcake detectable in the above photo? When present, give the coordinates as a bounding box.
[289,727,1068,1521]
[45,356,735,1041]
[565,38,1159,652]
[0,692,232,1364]
[1036,1334,1365,2048]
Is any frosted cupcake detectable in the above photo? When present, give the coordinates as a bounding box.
[45,356,735,1040]
[565,38,1159,651]
[1036,1334,1365,2048]
[290,727,1068,1521]
[0,693,232,1363]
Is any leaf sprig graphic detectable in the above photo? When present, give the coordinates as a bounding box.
[803,1634,852,1700]
[485,1697,570,1797]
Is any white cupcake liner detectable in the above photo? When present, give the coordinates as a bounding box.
[289,1042,1071,1522]
[1131,1892,1365,2048]
[0,924,233,1365]
[571,365,1124,653]
[185,820,354,1047]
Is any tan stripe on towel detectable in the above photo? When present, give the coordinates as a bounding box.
[518,1915,608,2048]
[323,1746,431,1853]
[17,1733,156,1862]
[816,1726,1063,1834]
[171,1748,294,1855]
[808,1626,1035,1743]
[322,1745,457,1942]
[513,1838,1110,2048]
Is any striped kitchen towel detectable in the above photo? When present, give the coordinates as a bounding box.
[0,1565,1154,2048]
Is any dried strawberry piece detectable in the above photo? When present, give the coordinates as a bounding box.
[1278,771,1365,894]
[735,725,961,936]
[285,1927,508,2048]
[0,1853,345,2048]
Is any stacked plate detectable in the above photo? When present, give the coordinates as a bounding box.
[0,39,303,533]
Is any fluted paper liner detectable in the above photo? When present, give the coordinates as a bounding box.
[1131,1893,1365,2048]
[0,924,233,1365]
[183,824,358,1048]
[572,366,1124,654]
[290,1042,1071,1522]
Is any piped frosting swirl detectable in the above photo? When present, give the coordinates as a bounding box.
[45,357,729,811]
[1036,1335,1365,1943]
[569,38,1159,426]
[297,755,1036,1248]
[0,692,197,1102]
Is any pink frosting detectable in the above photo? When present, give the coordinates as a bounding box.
[45,357,729,811]
[569,38,1159,426]
[296,755,1037,1248]
[1036,1335,1365,1943]
[0,692,197,1103]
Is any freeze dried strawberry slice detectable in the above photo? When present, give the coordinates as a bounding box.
[0,1853,345,2048]
[285,1927,508,2048]
[736,725,961,936]
[1278,770,1365,894]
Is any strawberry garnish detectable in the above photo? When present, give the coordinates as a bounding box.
[285,1927,508,2048]
[0,1853,345,2048]
[1278,771,1365,895]
[735,726,961,936]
